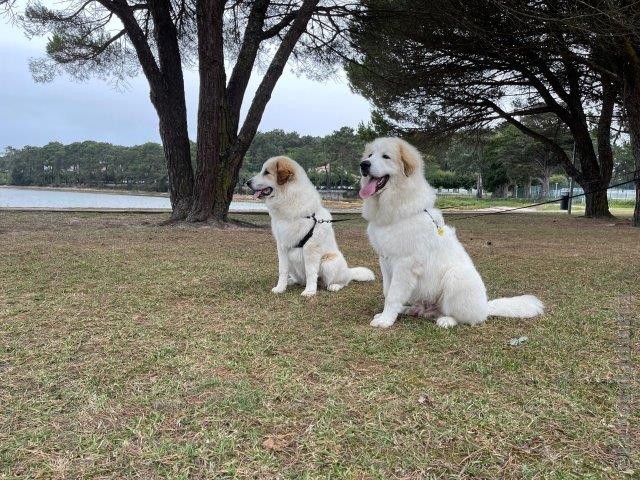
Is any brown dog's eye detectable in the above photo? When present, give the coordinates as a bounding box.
[382,154,390,159]
[264,171,270,175]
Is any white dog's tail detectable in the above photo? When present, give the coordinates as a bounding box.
[349,267,375,282]
[487,295,544,318]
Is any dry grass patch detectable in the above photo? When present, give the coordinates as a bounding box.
[0,211,638,479]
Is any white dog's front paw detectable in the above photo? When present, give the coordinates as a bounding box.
[370,313,396,328]
[327,284,344,292]
[436,316,458,329]
[301,289,316,297]
[271,285,286,294]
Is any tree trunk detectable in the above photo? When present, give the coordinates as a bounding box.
[628,112,640,226]
[622,41,640,228]
[326,163,331,189]
[211,148,242,220]
[154,100,194,219]
[583,181,611,218]
[571,141,612,218]
[559,161,612,218]
[635,177,640,227]
[188,0,226,222]
[152,0,194,219]
[524,177,532,198]
[206,0,320,222]
[569,151,612,218]
[540,176,550,198]
[491,184,508,198]
[570,77,614,219]
[476,172,483,198]
[107,0,194,220]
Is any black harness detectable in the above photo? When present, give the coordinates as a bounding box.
[294,213,354,248]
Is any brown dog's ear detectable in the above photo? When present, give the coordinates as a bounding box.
[275,157,295,185]
[398,140,419,177]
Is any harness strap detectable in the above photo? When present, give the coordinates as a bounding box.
[295,214,318,248]
[294,213,355,249]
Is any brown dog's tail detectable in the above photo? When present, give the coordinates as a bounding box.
[349,267,375,282]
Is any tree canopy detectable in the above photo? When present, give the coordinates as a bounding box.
[22,0,358,221]
[345,0,626,217]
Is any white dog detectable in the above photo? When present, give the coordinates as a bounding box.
[358,137,543,328]
[247,156,375,296]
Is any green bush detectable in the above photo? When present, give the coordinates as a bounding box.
[427,169,475,190]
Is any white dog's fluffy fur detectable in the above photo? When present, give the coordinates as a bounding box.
[358,137,544,328]
[248,156,374,296]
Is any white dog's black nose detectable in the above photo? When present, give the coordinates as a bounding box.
[360,160,371,176]
[245,179,252,188]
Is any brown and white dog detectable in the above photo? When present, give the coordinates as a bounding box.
[247,156,374,296]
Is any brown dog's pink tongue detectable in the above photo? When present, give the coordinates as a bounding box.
[359,178,378,199]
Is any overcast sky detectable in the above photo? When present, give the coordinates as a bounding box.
[0,19,372,149]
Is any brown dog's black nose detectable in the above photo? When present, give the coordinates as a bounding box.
[360,160,371,176]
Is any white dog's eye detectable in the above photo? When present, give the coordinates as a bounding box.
[368,153,372,158]
[264,170,270,175]
[382,154,390,159]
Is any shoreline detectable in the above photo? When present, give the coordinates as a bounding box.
[0,184,170,197]
[0,185,361,208]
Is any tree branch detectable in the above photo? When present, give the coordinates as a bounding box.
[483,98,582,182]
[226,0,270,128]
[597,77,615,184]
[97,0,162,85]
[233,0,320,159]
[78,28,127,61]
[56,0,95,21]
[261,9,298,39]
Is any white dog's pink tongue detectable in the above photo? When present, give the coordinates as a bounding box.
[252,190,262,200]
[359,178,378,199]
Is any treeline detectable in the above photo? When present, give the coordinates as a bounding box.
[0,127,363,192]
[0,127,492,193]
[0,141,169,191]
[0,128,369,192]
[2,122,634,196]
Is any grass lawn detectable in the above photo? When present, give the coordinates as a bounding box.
[1,211,639,479]
[435,195,636,217]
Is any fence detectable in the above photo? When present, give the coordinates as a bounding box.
[437,185,636,201]
[534,186,635,202]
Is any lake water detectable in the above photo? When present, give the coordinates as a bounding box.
[0,186,267,212]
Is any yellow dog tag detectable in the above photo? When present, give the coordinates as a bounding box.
[437,227,445,236]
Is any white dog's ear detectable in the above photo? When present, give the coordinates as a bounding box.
[275,157,295,185]
[398,140,419,177]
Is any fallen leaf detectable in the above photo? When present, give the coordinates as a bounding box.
[262,435,288,451]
